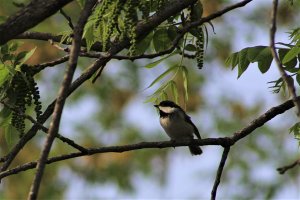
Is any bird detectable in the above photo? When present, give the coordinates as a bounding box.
[154,100,202,155]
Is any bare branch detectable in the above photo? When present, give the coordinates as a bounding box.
[211,147,230,200]
[0,0,74,45]
[27,1,97,199]
[59,9,74,29]
[31,55,70,73]
[0,97,297,180]
[277,158,300,174]
[269,0,300,117]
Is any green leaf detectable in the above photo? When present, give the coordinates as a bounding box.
[135,32,153,55]
[77,0,85,8]
[296,74,300,86]
[146,66,177,88]
[225,52,238,69]
[0,106,12,127]
[20,47,36,65]
[0,44,9,54]
[256,47,273,73]
[0,64,10,87]
[167,26,178,42]
[237,48,250,78]
[247,46,266,62]
[289,122,300,138]
[181,66,189,101]
[282,47,300,64]
[15,51,27,63]
[4,124,13,145]
[152,29,172,52]
[144,52,177,68]
[9,42,19,52]
[184,44,197,52]
[170,81,178,102]
[15,47,36,66]
[191,1,203,21]
[279,48,298,71]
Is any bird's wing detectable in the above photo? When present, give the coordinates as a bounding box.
[185,115,201,139]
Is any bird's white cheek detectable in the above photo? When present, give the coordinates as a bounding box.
[159,106,175,113]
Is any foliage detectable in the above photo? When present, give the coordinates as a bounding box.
[0,43,42,137]
[226,27,300,141]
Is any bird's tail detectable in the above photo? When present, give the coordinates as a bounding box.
[189,145,202,155]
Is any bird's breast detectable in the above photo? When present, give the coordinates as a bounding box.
[159,116,194,140]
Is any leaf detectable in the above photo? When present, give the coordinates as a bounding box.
[247,46,266,62]
[144,52,177,68]
[0,44,9,54]
[181,66,189,101]
[279,48,298,71]
[225,52,238,69]
[0,106,12,127]
[135,32,153,55]
[184,44,197,52]
[289,122,300,136]
[77,0,85,8]
[9,42,19,52]
[296,74,300,86]
[152,29,172,52]
[237,48,250,78]
[16,47,36,66]
[0,64,10,87]
[4,124,13,145]
[167,26,178,42]
[191,0,203,21]
[170,81,178,102]
[146,66,177,89]
[282,47,300,64]
[256,47,273,73]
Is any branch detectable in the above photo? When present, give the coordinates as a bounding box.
[0,0,74,45]
[0,138,226,180]
[59,9,74,30]
[27,1,97,199]
[277,157,300,174]
[211,147,230,200]
[0,0,251,174]
[269,0,300,117]
[0,97,297,180]
[30,55,70,73]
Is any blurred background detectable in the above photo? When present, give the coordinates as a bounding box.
[0,0,300,199]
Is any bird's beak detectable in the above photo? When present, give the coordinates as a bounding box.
[154,105,159,108]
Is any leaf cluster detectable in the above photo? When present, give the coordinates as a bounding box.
[226,27,300,143]
[0,43,42,138]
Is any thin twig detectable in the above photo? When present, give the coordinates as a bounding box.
[30,55,70,73]
[211,147,230,200]
[59,9,74,29]
[277,158,300,174]
[0,96,297,181]
[269,0,300,117]
[27,1,97,199]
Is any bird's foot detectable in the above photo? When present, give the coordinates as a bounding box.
[170,139,176,149]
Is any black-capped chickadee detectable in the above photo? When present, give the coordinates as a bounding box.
[154,100,202,155]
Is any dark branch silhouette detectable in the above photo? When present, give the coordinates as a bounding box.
[0,97,297,181]
[211,147,230,200]
[277,157,300,174]
[0,0,74,45]
[27,1,97,199]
